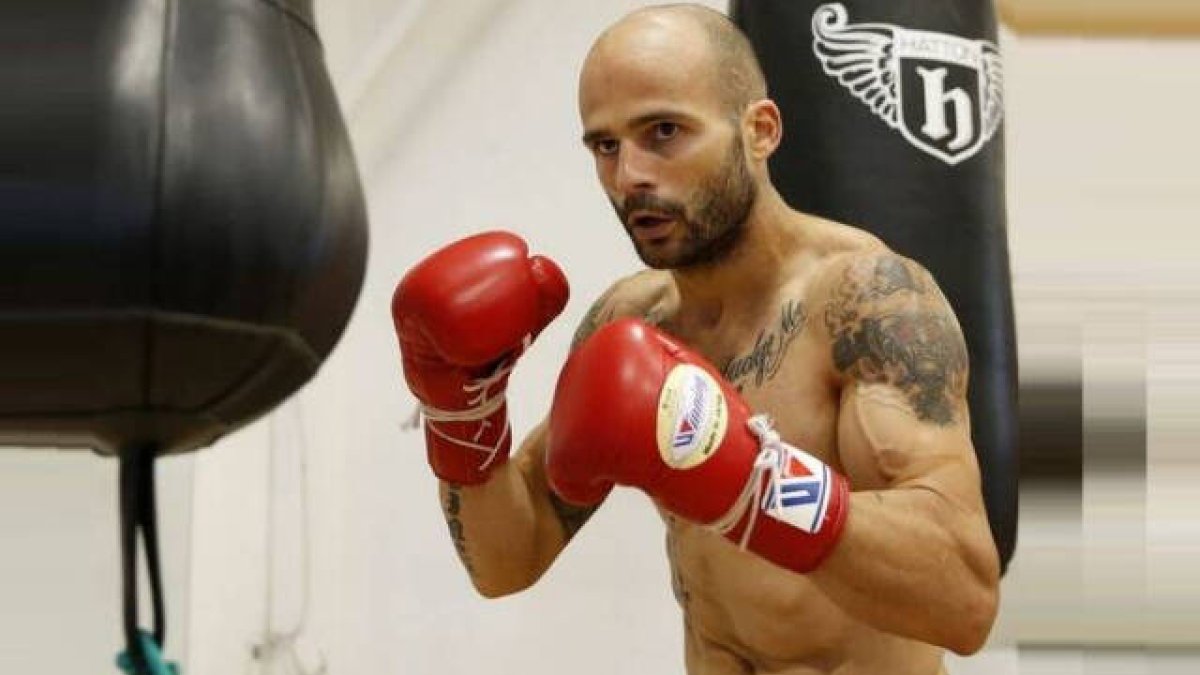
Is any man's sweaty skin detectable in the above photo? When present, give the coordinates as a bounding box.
[436,5,999,674]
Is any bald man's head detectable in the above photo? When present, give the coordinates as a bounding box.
[577,5,778,270]
[584,4,767,118]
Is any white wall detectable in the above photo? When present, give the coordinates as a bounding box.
[1001,30,1200,649]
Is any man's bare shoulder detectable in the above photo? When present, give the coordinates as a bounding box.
[797,217,888,304]
[608,269,675,316]
[570,270,674,350]
[806,229,939,323]
[816,247,945,309]
[803,213,888,257]
[811,245,970,424]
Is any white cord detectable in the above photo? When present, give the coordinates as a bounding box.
[246,399,327,675]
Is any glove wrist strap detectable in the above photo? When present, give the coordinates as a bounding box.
[402,335,530,472]
[708,415,840,551]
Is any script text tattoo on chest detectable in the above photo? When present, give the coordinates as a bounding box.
[720,299,809,391]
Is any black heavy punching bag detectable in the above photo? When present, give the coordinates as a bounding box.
[1,0,367,671]
[730,0,1018,571]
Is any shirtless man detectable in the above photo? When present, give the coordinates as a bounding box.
[391,5,1000,674]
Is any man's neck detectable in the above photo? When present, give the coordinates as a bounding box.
[670,189,805,330]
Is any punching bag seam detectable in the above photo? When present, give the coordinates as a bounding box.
[0,310,321,418]
[276,0,327,326]
[258,0,319,42]
[142,0,178,412]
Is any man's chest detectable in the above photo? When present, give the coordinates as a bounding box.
[729,342,843,471]
[668,305,844,470]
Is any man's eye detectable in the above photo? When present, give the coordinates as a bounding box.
[593,139,619,156]
[653,122,679,141]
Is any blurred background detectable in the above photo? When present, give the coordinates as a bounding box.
[2,0,1198,673]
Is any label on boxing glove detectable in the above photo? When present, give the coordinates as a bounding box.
[759,445,833,534]
[656,365,728,470]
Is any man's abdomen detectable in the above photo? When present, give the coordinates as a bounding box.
[668,520,944,674]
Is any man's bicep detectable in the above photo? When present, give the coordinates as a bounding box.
[824,252,980,496]
[823,252,970,426]
[837,382,979,498]
[535,275,658,541]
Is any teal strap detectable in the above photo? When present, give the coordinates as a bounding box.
[115,629,179,675]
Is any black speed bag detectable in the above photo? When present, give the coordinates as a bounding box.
[0,0,368,456]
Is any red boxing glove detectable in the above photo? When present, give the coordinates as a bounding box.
[546,318,849,573]
[392,231,568,484]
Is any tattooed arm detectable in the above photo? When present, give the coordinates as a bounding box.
[806,252,1000,654]
[437,420,571,598]
[438,276,661,597]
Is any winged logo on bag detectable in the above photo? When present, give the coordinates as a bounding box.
[811,3,1003,166]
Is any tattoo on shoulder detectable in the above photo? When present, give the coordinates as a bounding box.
[570,287,618,351]
[442,485,475,575]
[642,305,668,328]
[823,254,968,426]
[548,490,599,541]
[720,299,809,391]
[571,286,669,351]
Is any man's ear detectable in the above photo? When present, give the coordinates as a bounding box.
[743,99,783,161]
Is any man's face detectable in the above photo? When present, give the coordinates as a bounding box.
[579,22,759,270]
[609,130,756,269]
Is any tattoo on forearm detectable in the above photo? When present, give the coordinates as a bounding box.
[442,485,475,575]
[824,255,968,425]
[548,490,598,541]
[665,525,690,606]
[721,299,808,390]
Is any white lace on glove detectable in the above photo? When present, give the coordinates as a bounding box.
[705,415,790,550]
[401,334,531,472]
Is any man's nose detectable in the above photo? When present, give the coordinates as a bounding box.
[614,144,657,195]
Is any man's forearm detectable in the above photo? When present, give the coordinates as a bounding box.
[438,461,553,598]
[806,487,1000,654]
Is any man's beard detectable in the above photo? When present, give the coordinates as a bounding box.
[614,134,757,270]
